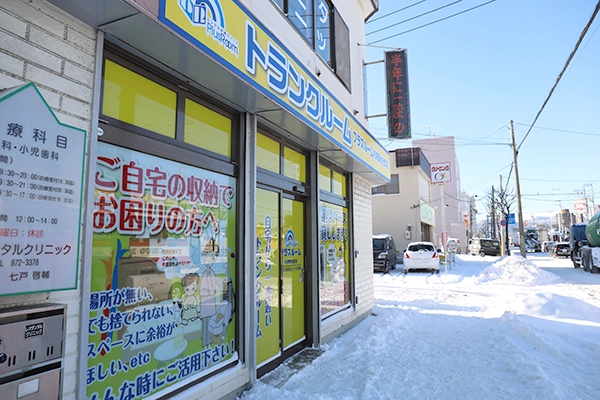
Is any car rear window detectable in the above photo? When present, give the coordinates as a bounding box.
[408,244,434,252]
[481,240,499,248]
[373,239,386,251]
[556,244,569,249]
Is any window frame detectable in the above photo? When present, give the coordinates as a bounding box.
[318,159,354,319]
[99,46,239,177]
[372,174,399,195]
[271,0,351,90]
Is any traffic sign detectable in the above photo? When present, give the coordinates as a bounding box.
[508,214,516,224]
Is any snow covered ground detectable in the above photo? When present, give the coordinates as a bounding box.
[240,250,600,400]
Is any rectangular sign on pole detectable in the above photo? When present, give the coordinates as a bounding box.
[385,49,411,139]
[508,213,516,225]
[430,162,452,184]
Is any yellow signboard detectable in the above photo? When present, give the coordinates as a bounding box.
[159,0,390,180]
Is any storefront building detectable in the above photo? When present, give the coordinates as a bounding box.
[372,148,435,256]
[0,1,387,399]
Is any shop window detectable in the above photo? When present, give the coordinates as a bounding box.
[102,59,176,138]
[319,201,350,317]
[184,99,232,158]
[88,142,238,398]
[93,49,240,398]
[332,170,346,197]
[318,162,350,317]
[284,146,306,183]
[319,164,331,192]
[257,133,281,174]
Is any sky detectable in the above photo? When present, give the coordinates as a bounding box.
[362,0,600,223]
[239,252,600,399]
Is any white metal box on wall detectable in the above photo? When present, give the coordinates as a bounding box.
[0,303,67,400]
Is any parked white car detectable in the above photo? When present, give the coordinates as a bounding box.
[403,241,440,274]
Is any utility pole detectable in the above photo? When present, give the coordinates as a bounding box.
[510,120,526,258]
[499,175,504,256]
[469,195,477,239]
[491,185,496,239]
[441,183,446,249]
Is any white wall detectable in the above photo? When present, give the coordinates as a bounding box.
[0,1,97,399]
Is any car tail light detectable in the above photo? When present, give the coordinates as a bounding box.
[432,252,437,258]
[404,252,410,258]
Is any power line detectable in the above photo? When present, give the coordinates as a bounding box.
[368,0,497,45]
[517,0,600,150]
[367,0,427,24]
[520,178,600,183]
[367,0,463,36]
[514,123,600,137]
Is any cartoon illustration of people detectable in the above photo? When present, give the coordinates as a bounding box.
[180,273,200,325]
[200,237,219,347]
[168,281,184,327]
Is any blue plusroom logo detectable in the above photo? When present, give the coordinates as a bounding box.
[178,0,239,57]
[285,230,299,248]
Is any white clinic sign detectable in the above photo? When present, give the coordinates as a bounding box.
[430,162,452,184]
[0,83,86,296]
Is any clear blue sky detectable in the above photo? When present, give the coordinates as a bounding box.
[364,0,600,223]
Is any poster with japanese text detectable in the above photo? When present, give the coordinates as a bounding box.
[87,142,237,399]
[0,83,85,296]
[255,188,280,365]
[319,202,349,317]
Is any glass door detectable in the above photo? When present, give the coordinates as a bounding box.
[282,197,305,349]
[256,189,306,366]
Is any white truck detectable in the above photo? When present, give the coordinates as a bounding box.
[572,213,600,274]
[524,228,541,252]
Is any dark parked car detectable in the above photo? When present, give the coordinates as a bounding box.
[373,234,397,273]
[553,242,571,258]
[469,238,501,256]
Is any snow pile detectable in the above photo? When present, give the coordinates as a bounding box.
[475,256,561,285]
[516,293,600,323]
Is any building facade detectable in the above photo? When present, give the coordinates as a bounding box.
[372,148,435,256]
[412,136,467,252]
[0,1,386,399]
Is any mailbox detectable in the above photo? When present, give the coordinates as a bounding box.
[0,303,66,399]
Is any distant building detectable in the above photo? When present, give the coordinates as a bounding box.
[413,136,467,251]
[372,148,436,257]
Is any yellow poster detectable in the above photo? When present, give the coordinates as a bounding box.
[255,188,280,365]
[282,198,304,348]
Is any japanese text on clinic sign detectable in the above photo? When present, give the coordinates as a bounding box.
[0,83,85,296]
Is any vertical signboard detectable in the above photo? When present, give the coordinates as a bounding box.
[0,83,85,296]
[385,49,411,139]
[430,162,452,184]
[87,142,237,399]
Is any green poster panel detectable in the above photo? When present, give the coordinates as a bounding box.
[282,198,305,348]
[256,188,280,365]
[87,142,237,399]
